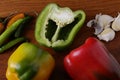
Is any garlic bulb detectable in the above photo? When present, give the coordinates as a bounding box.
[112,14,120,31]
[98,14,114,28]
[87,13,114,35]
[87,13,117,42]
[97,28,115,42]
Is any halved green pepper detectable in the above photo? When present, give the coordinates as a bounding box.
[6,42,55,80]
[35,3,86,50]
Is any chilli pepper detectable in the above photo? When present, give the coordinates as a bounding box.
[0,14,32,53]
[64,37,120,80]
[6,13,25,28]
[14,15,32,38]
[6,42,55,80]
[0,37,26,53]
[35,3,86,50]
[0,22,4,34]
[0,19,24,46]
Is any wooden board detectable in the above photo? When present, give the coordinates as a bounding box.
[1,0,120,80]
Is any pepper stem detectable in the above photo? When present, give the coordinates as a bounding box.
[51,26,61,42]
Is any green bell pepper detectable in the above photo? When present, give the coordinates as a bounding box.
[35,3,86,50]
[6,42,55,80]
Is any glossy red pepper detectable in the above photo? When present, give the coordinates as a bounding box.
[64,37,120,80]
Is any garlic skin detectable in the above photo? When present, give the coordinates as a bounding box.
[97,28,115,42]
[94,14,114,35]
[112,14,120,31]
[87,19,95,27]
[94,23,104,35]
[98,14,114,28]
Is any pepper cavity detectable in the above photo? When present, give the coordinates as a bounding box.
[50,6,74,27]
[35,3,86,50]
[45,15,80,42]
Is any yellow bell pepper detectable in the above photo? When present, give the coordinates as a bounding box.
[6,42,55,80]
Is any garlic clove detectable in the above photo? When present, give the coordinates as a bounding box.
[87,19,103,35]
[87,13,114,35]
[98,14,114,28]
[112,14,120,31]
[95,13,102,21]
[97,28,115,42]
[87,19,95,27]
[94,23,104,35]
[104,24,111,29]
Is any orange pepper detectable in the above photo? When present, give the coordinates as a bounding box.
[7,13,25,28]
[0,23,4,34]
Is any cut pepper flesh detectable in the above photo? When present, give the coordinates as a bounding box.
[35,3,86,49]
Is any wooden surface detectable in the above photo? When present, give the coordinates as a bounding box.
[1,0,120,80]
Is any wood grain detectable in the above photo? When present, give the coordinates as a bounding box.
[1,0,120,80]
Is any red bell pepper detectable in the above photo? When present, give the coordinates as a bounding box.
[64,37,120,80]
